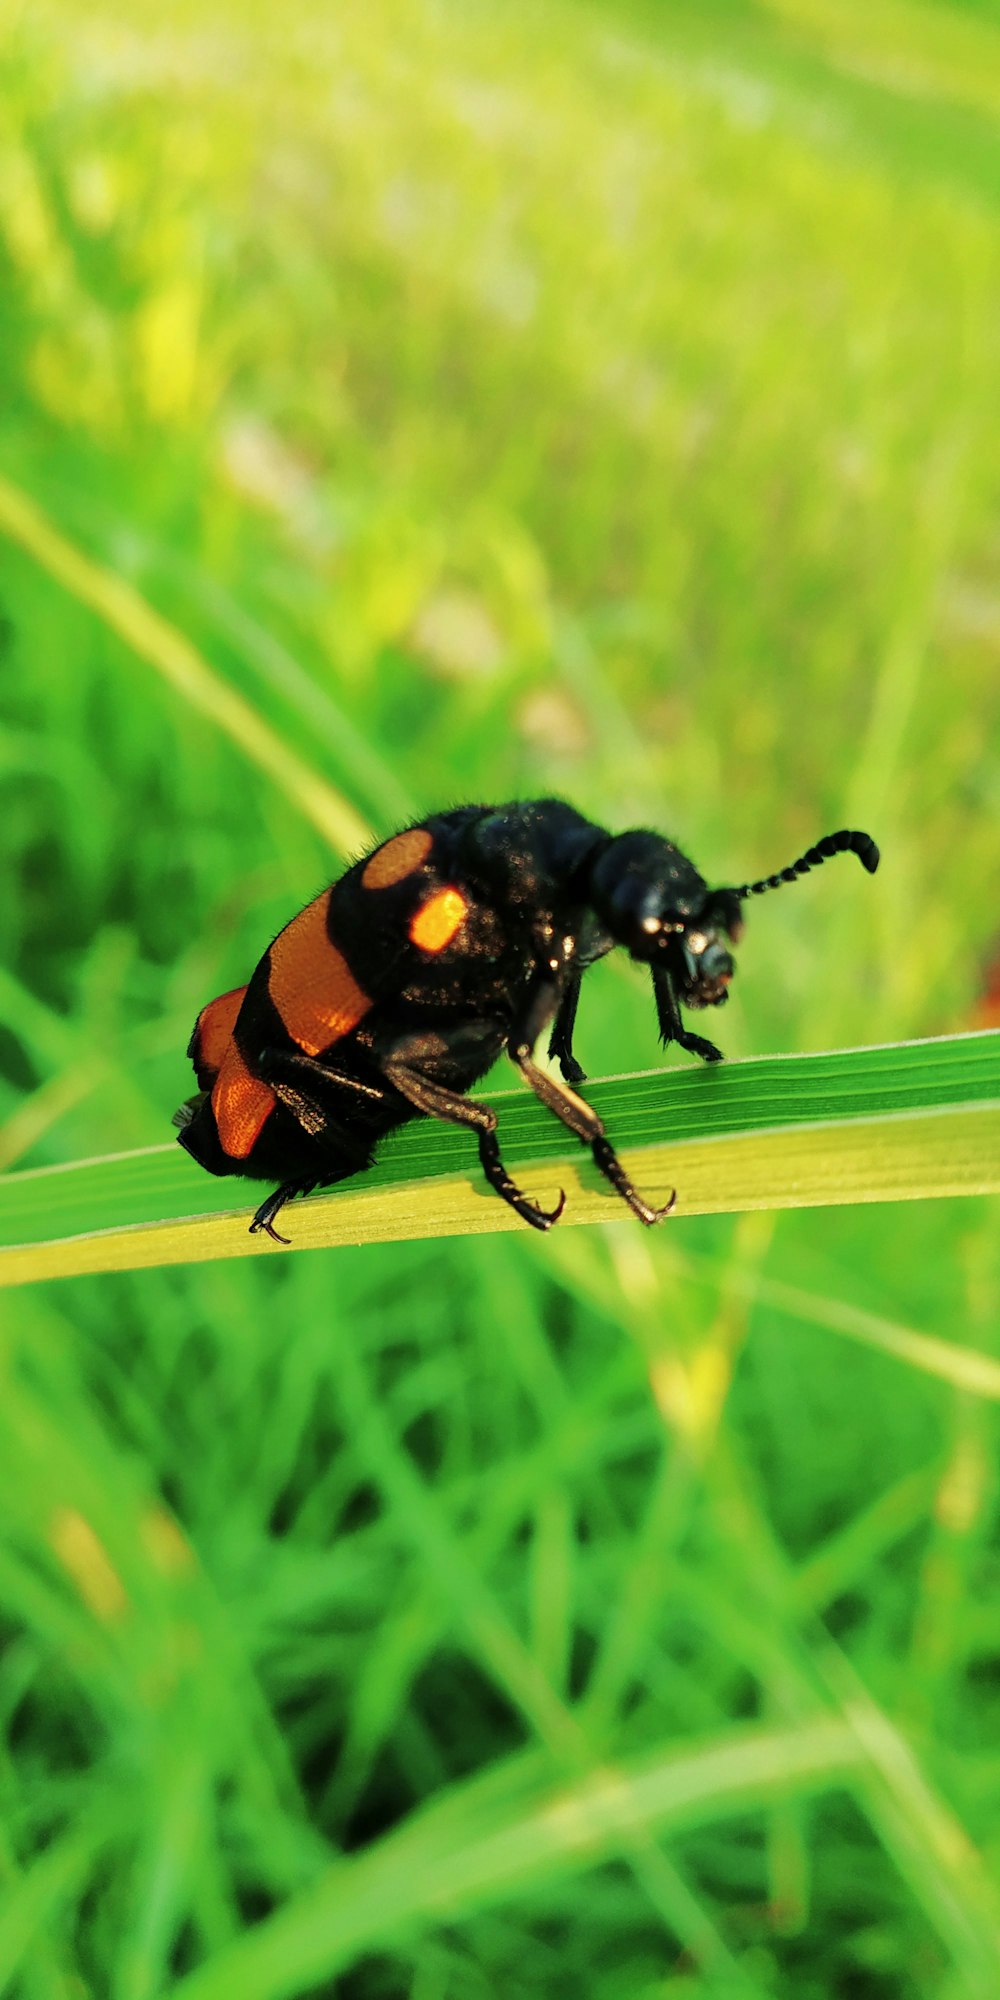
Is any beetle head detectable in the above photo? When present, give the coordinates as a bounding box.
[588,822,879,1010]
[588,833,743,1008]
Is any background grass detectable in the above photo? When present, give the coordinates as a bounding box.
[1,0,1000,1993]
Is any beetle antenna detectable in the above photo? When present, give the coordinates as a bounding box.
[733,829,879,900]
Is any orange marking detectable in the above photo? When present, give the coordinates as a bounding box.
[211,1043,276,1159]
[268,892,370,1055]
[362,827,434,889]
[409,886,469,954]
[193,985,248,1084]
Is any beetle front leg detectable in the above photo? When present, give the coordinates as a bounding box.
[547,970,586,1084]
[652,966,725,1064]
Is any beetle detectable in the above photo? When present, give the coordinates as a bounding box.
[176,798,879,1240]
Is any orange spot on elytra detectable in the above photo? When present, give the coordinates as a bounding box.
[212,1043,276,1158]
[362,828,434,889]
[409,886,468,954]
[193,985,247,1084]
[268,894,370,1055]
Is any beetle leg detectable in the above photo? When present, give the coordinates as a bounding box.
[255,1046,388,1128]
[547,970,586,1083]
[512,983,674,1227]
[652,966,725,1064]
[380,1045,566,1232]
[247,1049,386,1241]
[249,1178,319,1244]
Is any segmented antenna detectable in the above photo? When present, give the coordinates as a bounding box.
[734,829,879,900]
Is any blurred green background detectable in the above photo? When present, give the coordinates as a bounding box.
[2,0,1000,1992]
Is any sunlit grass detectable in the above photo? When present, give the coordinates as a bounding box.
[1,0,1000,1993]
[2,1036,997,1288]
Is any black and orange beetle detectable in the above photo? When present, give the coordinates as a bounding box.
[176,799,879,1239]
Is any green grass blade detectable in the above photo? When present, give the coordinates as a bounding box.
[1,1033,996,1286]
[163,1714,864,2000]
[0,471,372,858]
[0,1816,117,1997]
[700,1263,1000,1401]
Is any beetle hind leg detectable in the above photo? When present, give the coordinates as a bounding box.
[249,1178,319,1245]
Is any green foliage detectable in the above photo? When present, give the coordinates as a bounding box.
[2,1035,998,1284]
[1,0,1000,1994]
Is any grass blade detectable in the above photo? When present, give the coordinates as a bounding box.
[0,1034,996,1286]
[164,1715,864,2000]
[0,471,372,858]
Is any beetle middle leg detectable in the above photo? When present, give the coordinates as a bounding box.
[514,981,675,1226]
[377,1031,566,1232]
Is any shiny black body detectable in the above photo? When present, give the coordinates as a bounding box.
[177,797,879,1239]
